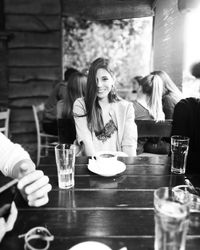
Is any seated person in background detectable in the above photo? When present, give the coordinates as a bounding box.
[0,132,52,241]
[132,74,164,121]
[43,68,78,136]
[133,74,170,154]
[171,62,200,173]
[57,72,87,144]
[151,70,183,119]
[126,76,143,102]
[73,57,137,157]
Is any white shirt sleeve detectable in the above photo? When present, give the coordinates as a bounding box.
[0,133,31,177]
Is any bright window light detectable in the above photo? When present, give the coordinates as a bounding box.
[182,8,200,97]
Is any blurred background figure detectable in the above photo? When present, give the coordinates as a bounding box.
[126,76,143,101]
[132,74,170,155]
[132,74,164,121]
[172,62,200,173]
[57,72,87,144]
[151,70,183,119]
[42,67,78,136]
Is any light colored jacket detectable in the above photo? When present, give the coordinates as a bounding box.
[73,97,137,154]
[0,132,31,177]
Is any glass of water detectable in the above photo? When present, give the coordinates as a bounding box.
[154,187,190,250]
[171,135,190,174]
[55,144,76,189]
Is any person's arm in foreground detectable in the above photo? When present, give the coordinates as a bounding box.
[73,98,95,156]
[122,103,138,156]
[0,202,18,242]
[0,133,52,207]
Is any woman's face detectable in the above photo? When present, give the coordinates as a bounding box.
[96,68,114,100]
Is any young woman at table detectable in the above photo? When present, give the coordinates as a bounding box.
[151,70,183,119]
[57,71,87,144]
[73,57,137,156]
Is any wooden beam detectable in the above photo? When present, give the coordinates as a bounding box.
[62,0,154,19]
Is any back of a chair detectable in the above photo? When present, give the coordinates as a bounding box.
[135,119,172,138]
[0,109,10,137]
[32,104,45,135]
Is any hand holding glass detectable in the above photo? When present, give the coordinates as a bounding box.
[55,144,76,189]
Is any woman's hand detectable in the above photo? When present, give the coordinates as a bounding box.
[0,202,18,242]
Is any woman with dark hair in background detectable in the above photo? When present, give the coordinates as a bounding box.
[43,67,78,136]
[57,72,87,144]
[126,75,143,102]
[73,57,137,156]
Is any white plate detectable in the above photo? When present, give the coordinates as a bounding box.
[88,159,126,177]
[96,150,128,157]
[69,241,111,250]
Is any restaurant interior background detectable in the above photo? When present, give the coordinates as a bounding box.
[1,0,200,160]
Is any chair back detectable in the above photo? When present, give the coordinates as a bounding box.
[0,109,10,137]
[32,103,45,134]
[135,119,172,138]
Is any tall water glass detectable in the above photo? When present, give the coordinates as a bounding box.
[154,187,190,250]
[171,136,189,174]
[55,144,76,189]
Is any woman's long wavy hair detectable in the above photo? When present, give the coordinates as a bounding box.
[85,57,120,134]
[140,74,165,121]
[62,72,87,118]
[151,70,183,101]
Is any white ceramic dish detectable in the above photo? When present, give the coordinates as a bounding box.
[69,241,112,250]
[96,150,128,157]
[88,159,126,177]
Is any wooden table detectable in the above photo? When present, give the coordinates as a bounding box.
[1,155,200,250]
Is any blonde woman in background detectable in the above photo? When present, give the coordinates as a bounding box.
[132,74,165,121]
[151,70,183,119]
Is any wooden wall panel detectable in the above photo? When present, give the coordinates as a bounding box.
[62,0,154,19]
[8,49,60,66]
[8,32,60,48]
[3,0,62,159]
[5,0,60,15]
[9,67,60,82]
[6,15,60,31]
[9,82,55,98]
[153,0,185,89]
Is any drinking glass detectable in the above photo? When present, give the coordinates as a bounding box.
[154,187,190,250]
[171,136,189,174]
[55,144,76,189]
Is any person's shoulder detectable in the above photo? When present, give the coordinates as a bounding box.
[178,97,199,105]
[73,97,86,113]
[74,97,85,105]
[113,99,134,112]
[174,97,200,112]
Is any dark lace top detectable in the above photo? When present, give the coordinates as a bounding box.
[95,119,117,143]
